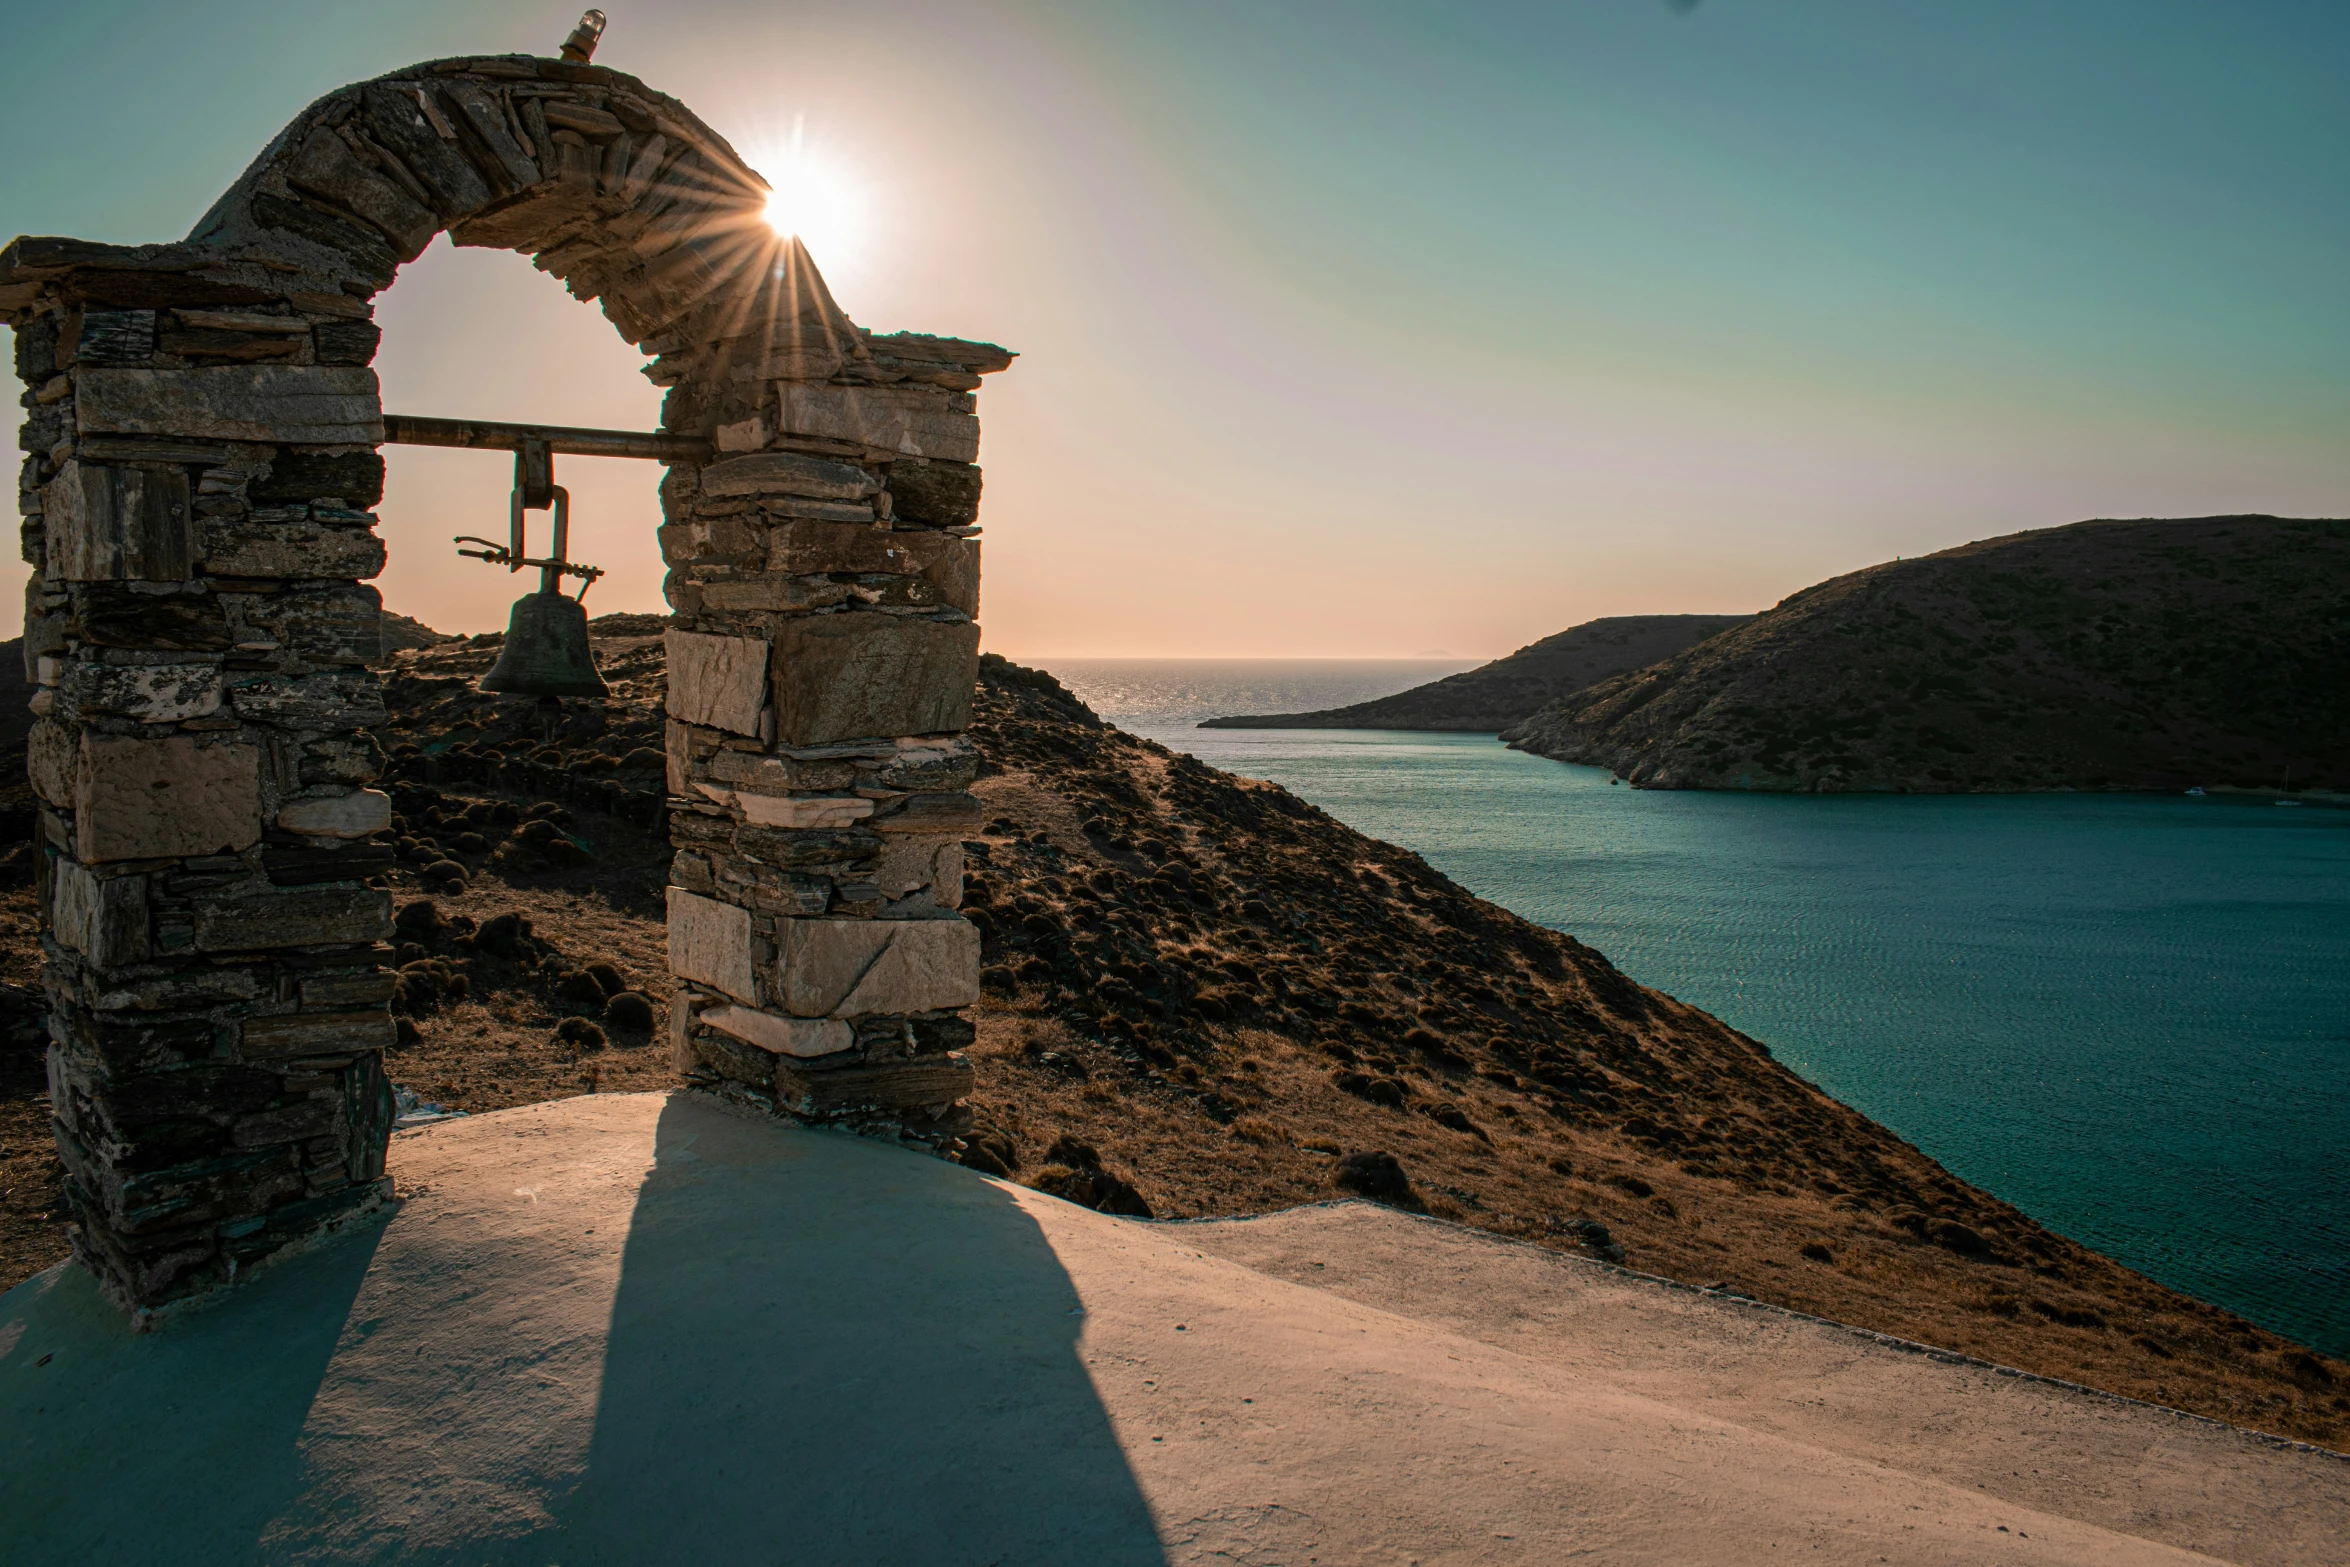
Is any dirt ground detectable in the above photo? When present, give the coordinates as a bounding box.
[0,638,2342,1455]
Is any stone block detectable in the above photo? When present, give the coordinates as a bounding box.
[313,321,382,367]
[732,823,881,871]
[67,585,229,653]
[76,367,384,445]
[90,967,261,1015]
[872,792,984,835]
[239,1009,397,1059]
[251,450,385,508]
[667,886,755,1003]
[665,630,767,737]
[670,990,696,1074]
[227,671,387,730]
[770,613,980,746]
[696,579,852,614]
[884,458,983,528]
[231,1099,338,1147]
[52,861,150,967]
[922,536,979,618]
[733,793,873,829]
[775,383,979,464]
[299,735,387,787]
[716,863,833,918]
[875,739,980,793]
[300,971,398,1007]
[693,1028,780,1088]
[55,658,222,722]
[240,583,382,666]
[200,516,386,580]
[714,417,769,452]
[23,580,70,671]
[436,82,545,191]
[775,916,980,1018]
[699,451,879,500]
[75,734,260,863]
[772,1053,974,1118]
[700,1004,855,1059]
[707,749,858,792]
[275,788,391,838]
[262,842,396,887]
[43,460,195,581]
[284,127,438,259]
[759,498,874,524]
[27,717,75,805]
[194,886,392,952]
[72,309,158,365]
[661,514,763,567]
[876,836,964,906]
[768,521,977,612]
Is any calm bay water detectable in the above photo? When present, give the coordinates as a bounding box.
[1041,658,2350,1357]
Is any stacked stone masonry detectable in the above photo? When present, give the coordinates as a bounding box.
[1,48,1009,1309]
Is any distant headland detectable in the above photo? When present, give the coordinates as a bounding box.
[1503,516,2349,794]
[1198,615,1749,731]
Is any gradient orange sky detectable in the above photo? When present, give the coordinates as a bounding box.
[5,1,2346,657]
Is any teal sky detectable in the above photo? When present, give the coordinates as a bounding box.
[4,0,2345,654]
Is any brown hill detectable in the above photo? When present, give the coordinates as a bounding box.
[1199,614,1748,730]
[0,634,2341,1450]
[1503,516,2350,792]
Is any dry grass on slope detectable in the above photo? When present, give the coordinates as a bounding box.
[962,656,2348,1449]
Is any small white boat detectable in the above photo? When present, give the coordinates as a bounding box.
[2184,787,2206,797]
[2276,798,2303,807]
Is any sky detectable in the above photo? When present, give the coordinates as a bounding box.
[3,0,2345,657]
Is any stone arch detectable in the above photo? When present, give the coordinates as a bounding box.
[0,49,1010,1311]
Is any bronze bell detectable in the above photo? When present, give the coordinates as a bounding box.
[481,589,607,698]
[455,437,610,702]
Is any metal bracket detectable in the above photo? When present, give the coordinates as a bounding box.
[450,439,607,600]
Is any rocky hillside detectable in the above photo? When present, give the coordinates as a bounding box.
[964,660,2344,1446]
[1200,614,1747,731]
[0,629,2341,1448]
[1503,516,2350,793]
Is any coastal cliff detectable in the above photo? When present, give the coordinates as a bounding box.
[1199,614,1747,731]
[1503,516,2350,793]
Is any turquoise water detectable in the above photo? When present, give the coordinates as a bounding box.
[1043,660,2350,1357]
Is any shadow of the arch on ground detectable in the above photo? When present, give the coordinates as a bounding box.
[558,1094,1165,1564]
[0,1217,388,1560]
[0,1094,1161,1565]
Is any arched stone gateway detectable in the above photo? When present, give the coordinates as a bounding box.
[0,43,1010,1311]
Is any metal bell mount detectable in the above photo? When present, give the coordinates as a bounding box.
[455,436,611,707]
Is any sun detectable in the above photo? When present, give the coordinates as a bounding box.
[752,118,862,266]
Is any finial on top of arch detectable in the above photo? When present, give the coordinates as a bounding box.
[559,10,607,64]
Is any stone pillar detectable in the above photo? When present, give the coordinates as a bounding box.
[8,282,399,1311]
[656,278,1011,1140]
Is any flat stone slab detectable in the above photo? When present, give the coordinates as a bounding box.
[664,629,767,737]
[0,1093,2340,1565]
[769,613,979,747]
[74,733,260,863]
[76,366,383,445]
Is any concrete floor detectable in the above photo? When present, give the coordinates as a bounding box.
[1,1091,2341,1565]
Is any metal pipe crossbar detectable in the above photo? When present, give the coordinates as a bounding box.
[383,413,712,463]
